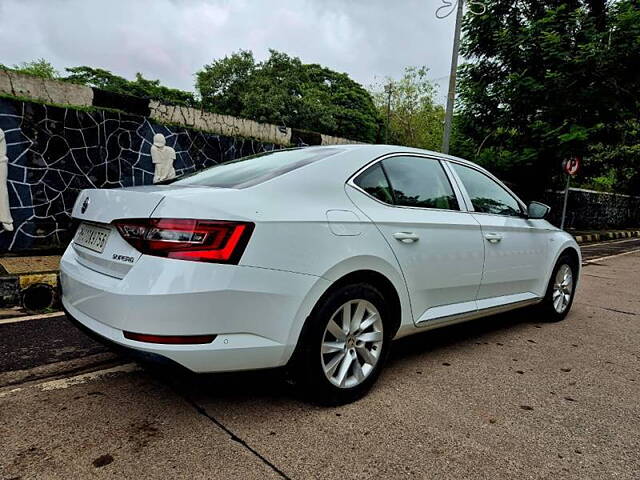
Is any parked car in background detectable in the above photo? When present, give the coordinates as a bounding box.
[61,145,580,404]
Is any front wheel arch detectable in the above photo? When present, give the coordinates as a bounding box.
[557,246,581,283]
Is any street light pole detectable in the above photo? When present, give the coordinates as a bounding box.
[385,82,392,144]
[560,174,571,230]
[441,0,464,154]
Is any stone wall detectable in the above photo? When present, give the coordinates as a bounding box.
[543,187,640,230]
[0,70,357,147]
[0,70,93,107]
[147,100,291,146]
[0,96,285,253]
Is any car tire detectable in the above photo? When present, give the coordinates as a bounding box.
[538,254,578,322]
[294,282,392,405]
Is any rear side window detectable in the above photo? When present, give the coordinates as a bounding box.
[382,156,459,210]
[173,147,343,188]
[450,163,522,216]
[353,163,394,204]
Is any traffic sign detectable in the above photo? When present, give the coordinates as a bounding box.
[563,157,580,176]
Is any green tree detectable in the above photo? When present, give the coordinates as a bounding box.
[64,66,197,107]
[196,50,380,142]
[4,58,59,79]
[454,0,640,196]
[196,50,256,115]
[371,67,445,150]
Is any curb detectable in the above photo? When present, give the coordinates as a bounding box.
[573,230,640,244]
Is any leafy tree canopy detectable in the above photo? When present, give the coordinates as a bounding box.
[454,0,640,196]
[371,67,445,151]
[64,66,198,107]
[1,58,59,79]
[196,50,380,142]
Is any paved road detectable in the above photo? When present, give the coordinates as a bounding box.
[1,242,639,478]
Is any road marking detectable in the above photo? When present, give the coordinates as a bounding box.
[0,387,23,399]
[0,311,64,325]
[0,363,138,399]
[38,363,139,391]
[583,248,640,265]
[580,237,640,249]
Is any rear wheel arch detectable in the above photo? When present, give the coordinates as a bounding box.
[294,269,402,356]
[319,270,402,337]
[288,270,400,403]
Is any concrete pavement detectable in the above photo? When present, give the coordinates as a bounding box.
[0,366,282,479]
[1,247,639,479]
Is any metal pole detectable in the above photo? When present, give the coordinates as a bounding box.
[385,83,392,144]
[442,0,464,154]
[560,175,571,230]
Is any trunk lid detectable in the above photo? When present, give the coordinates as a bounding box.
[70,186,209,278]
[72,186,171,224]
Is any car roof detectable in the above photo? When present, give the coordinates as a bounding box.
[248,144,493,195]
[297,143,484,170]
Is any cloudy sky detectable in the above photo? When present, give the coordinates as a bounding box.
[0,0,458,103]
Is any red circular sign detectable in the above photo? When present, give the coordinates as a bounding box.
[563,157,580,176]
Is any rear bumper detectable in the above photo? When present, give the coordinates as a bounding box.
[60,247,328,372]
[63,306,184,369]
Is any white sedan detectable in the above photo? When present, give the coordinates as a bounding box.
[61,145,580,404]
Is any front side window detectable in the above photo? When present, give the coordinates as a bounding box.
[451,163,522,216]
[381,156,459,210]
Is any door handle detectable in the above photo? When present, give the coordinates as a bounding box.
[484,232,503,243]
[393,232,419,243]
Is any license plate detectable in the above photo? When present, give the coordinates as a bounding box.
[74,223,111,253]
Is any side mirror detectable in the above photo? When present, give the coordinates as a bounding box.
[527,201,550,219]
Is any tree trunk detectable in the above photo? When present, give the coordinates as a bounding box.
[587,0,607,31]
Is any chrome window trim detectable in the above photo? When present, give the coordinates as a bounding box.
[346,152,471,214]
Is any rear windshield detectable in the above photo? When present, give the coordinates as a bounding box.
[172,147,343,188]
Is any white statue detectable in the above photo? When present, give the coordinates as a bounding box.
[0,128,13,232]
[150,133,176,183]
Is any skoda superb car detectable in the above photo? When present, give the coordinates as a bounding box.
[61,145,580,404]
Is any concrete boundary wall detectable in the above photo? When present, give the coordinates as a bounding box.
[543,187,640,230]
[0,70,357,146]
[0,70,93,107]
[148,101,292,146]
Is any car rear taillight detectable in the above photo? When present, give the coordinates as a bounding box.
[113,218,254,264]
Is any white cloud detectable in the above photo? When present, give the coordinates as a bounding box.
[0,0,458,103]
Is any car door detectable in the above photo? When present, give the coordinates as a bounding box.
[347,154,485,325]
[448,161,550,306]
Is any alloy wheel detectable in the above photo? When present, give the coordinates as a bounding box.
[320,299,384,389]
[552,264,573,313]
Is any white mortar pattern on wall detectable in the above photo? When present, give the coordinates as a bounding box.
[0,97,280,252]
